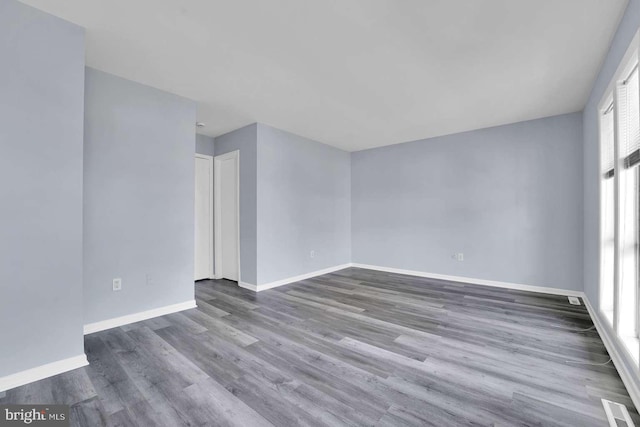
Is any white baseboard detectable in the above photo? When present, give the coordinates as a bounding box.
[241,262,582,297]
[83,300,197,335]
[238,282,258,291]
[0,354,88,393]
[582,295,640,411]
[239,264,352,292]
[350,263,583,297]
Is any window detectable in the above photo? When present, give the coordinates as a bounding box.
[618,65,640,340]
[599,32,640,363]
[600,99,615,323]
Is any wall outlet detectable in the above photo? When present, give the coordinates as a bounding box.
[112,278,122,291]
[310,250,315,259]
[146,274,154,286]
[452,253,464,261]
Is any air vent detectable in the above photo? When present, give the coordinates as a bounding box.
[602,399,635,427]
[568,296,581,305]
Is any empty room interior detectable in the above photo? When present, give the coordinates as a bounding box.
[5,0,640,426]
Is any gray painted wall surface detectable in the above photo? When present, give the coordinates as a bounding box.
[84,68,196,324]
[196,134,215,157]
[0,1,85,376]
[352,113,584,291]
[214,124,258,285]
[582,0,640,396]
[256,124,351,285]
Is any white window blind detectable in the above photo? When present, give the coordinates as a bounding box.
[602,104,615,178]
[619,66,640,168]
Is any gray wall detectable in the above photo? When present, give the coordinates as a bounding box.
[0,1,85,376]
[256,124,351,285]
[84,68,197,324]
[196,134,215,157]
[352,113,584,291]
[214,124,258,285]
[582,0,640,395]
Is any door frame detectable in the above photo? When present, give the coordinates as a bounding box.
[195,153,215,280]
[214,150,241,282]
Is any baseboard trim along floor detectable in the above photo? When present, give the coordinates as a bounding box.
[83,300,197,335]
[0,354,88,393]
[239,263,352,292]
[240,262,584,297]
[583,295,640,412]
[350,263,584,297]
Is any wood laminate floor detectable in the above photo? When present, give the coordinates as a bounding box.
[2,267,638,426]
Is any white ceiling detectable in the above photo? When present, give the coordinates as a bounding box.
[20,0,628,151]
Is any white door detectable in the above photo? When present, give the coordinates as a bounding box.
[194,155,213,280]
[215,151,240,281]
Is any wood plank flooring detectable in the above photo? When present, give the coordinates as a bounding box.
[2,267,638,426]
